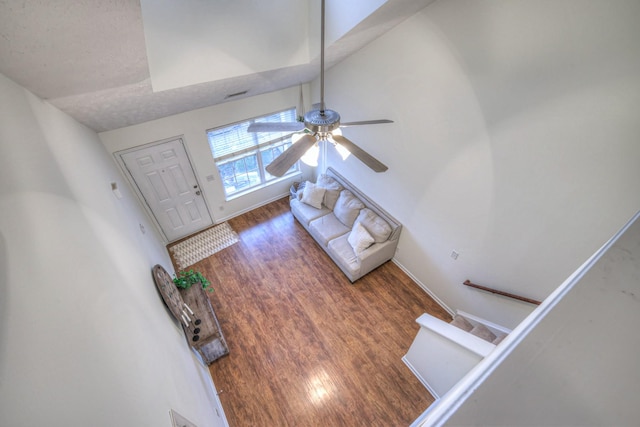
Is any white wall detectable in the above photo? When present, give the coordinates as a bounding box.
[99,85,315,237]
[319,0,640,327]
[0,73,224,427]
[441,211,640,426]
[141,0,310,91]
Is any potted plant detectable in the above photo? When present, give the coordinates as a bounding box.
[172,269,213,293]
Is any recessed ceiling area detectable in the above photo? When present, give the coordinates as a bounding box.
[0,0,436,132]
[142,0,387,92]
[142,0,312,92]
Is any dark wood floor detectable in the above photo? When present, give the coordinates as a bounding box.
[170,197,451,427]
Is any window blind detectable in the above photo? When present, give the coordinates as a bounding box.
[207,109,297,161]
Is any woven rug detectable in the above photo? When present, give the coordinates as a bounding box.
[170,222,239,270]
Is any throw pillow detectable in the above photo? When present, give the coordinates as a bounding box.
[355,208,392,243]
[333,190,365,227]
[316,174,343,209]
[348,221,375,255]
[300,181,326,209]
[296,181,307,200]
[316,174,337,187]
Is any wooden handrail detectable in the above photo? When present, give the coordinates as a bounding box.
[463,280,542,305]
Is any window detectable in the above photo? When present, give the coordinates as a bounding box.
[207,108,299,198]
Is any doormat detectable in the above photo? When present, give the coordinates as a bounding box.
[170,222,239,270]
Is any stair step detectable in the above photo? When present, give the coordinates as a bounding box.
[470,324,496,343]
[450,315,473,332]
[450,315,507,345]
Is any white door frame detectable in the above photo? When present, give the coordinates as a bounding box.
[115,136,214,242]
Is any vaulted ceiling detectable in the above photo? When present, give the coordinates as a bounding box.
[0,0,435,132]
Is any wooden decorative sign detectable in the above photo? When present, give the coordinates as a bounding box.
[152,264,229,364]
[152,264,186,323]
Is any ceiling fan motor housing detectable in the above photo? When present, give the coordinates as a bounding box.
[304,109,341,135]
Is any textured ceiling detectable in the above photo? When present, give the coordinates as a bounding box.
[0,0,435,132]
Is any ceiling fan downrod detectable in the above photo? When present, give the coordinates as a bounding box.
[303,0,341,135]
[259,0,391,177]
[320,0,326,114]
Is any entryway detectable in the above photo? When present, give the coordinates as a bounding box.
[118,137,213,242]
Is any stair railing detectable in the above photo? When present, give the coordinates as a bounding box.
[463,280,542,305]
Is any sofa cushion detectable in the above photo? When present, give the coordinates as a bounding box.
[309,213,350,246]
[348,222,375,255]
[355,208,392,243]
[300,181,326,209]
[327,234,360,276]
[290,198,331,226]
[316,174,343,210]
[333,190,365,227]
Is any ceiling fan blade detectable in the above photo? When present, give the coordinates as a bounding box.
[331,134,388,173]
[247,122,305,133]
[265,134,317,177]
[340,119,394,127]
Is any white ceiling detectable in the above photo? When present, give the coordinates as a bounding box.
[0,0,436,132]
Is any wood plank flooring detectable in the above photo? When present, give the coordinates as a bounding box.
[169,197,451,426]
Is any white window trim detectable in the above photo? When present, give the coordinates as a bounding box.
[224,171,302,201]
[207,108,300,199]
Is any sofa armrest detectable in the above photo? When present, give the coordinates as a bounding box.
[357,239,398,276]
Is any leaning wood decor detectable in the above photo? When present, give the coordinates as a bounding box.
[152,264,229,364]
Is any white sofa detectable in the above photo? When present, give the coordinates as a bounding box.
[290,167,402,282]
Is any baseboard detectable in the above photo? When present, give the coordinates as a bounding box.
[392,259,455,317]
[207,375,230,427]
[216,192,290,223]
[402,355,440,399]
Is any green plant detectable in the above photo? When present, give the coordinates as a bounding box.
[173,269,213,293]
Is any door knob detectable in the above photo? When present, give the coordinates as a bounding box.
[195,190,201,196]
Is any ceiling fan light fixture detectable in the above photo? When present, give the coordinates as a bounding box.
[249,0,392,177]
[301,142,320,167]
[333,140,351,160]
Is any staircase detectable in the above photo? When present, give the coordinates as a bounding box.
[450,312,508,345]
[402,311,511,399]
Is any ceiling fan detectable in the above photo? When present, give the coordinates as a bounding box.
[247,0,393,177]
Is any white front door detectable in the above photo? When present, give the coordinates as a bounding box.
[120,138,213,241]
